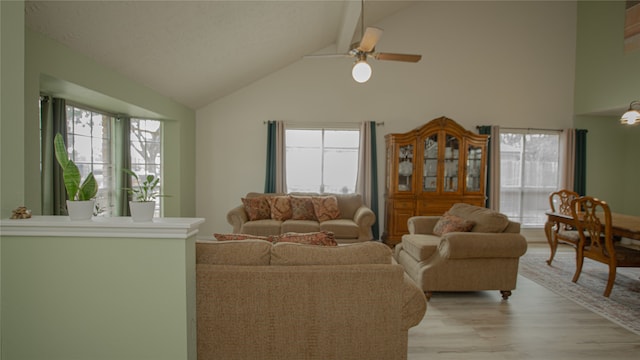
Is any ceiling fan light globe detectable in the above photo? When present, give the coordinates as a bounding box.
[621,109,640,125]
[352,61,372,83]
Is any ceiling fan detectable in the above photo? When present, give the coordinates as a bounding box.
[306,0,422,83]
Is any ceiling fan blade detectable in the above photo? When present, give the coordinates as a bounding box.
[357,27,383,53]
[374,52,422,62]
[303,53,352,60]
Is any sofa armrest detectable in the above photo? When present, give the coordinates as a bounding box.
[353,206,376,240]
[407,216,440,234]
[437,233,528,260]
[226,205,248,233]
[401,272,427,330]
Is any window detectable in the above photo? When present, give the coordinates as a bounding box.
[129,119,163,216]
[64,104,162,216]
[499,130,561,227]
[65,105,115,214]
[285,128,360,194]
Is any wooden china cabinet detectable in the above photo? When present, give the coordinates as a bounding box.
[382,116,489,246]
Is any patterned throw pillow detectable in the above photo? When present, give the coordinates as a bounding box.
[241,197,270,221]
[273,231,337,246]
[432,212,475,236]
[311,196,341,222]
[290,196,318,221]
[267,196,292,221]
[213,233,273,242]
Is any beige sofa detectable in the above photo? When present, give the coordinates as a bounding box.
[196,240,427,360]
[227,192,376,243]
[394,203,528,300]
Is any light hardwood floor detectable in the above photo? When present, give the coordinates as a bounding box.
[407,243,640,359]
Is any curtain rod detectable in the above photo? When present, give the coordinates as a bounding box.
[264,121,384,126]
[478,126,564,132]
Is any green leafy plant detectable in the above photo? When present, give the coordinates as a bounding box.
[123,169,167,202]
[54,133,98,201]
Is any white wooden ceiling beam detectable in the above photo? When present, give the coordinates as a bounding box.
[336,0,362,53]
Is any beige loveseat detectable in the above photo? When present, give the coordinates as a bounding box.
[394,203,528,300]
[196,240,427,360]
[227,192,376,243]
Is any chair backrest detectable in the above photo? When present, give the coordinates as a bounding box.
[570,196,614,263]
[549,189,580,215]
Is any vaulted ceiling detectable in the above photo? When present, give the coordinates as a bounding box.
[25,0,416,109]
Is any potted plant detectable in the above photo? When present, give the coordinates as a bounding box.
[124,169,166,222]
[54,133,98,220]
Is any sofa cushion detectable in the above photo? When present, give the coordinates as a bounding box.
[319,219,360,239]
[196,239,272,265]
[213,233,272,242]
[267,195,292,221]
[311,195,341,221]
[241,196,271,221]
[447,203,510,233]
[240,219,283,236]
[432,212,475,236]
[401,234,441,261]
[290,195,318,221]
[281,219,320,233]
[273,231,338,246]
[271,241,392,265]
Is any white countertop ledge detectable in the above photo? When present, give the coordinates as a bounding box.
[1,216,206,239]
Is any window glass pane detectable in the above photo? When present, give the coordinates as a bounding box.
[72,135,92,165]
[324,130,359,147]
[130,119,163,216]
[499,131,560,227]
[323,148,358,193]
[287,148,322,193]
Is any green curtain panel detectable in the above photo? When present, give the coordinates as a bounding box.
[477,125,492,208]
[369,121,380,240]
[114,116,132,216]
[574,129,588,196]
[264,120,277,193]
[40,96,67,215]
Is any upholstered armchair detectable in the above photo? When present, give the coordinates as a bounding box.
[394,203,528,300]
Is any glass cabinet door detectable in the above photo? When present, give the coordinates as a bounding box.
[422,135,438,192]
[466,145,483,192]
[443,135,459,192]
[397,144,414,192]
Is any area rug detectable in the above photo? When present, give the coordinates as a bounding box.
[519,250,640,335]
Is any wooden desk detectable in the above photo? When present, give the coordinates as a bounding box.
[544,211,640,264]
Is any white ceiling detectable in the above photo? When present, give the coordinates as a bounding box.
[25,0,416,110]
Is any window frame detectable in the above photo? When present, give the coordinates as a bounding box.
[62,103,164,217]
[284,124,361,194]
[499,129,562,227]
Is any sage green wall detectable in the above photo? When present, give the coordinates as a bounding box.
[574,1,640,215]
[0,1,25,219]
[2,234,196,360]
[575,115,640,215]
[23,29,197,217]
[1,1,26,354]
[574,1,640,113]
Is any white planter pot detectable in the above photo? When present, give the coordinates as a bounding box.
[66,200,95,221]
[129,201,155,222]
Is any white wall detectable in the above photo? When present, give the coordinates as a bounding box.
[195,1,577,238]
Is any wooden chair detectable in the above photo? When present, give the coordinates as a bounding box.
[571,196,640,297]
[546,189,582,265]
